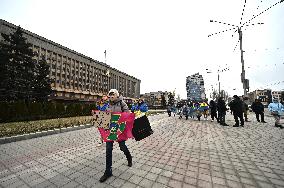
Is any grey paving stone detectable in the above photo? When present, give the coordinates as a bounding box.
[109,178,125,188]
[184,176,197,185]
[5,180,25,188]
[212,176,226,186]
[150,167,162,175]
[160,170,173,178]
[119,171,133,181]
[60,180,80,188]
[197,179,213,188]
[144,172,158,181]
[49,174,70,187]
[138,178,154,188]
[212,183,228,188]
[226,180,243,188]
[269,178,284,186]
[120,181,137,188]
[152,182,167,188]
[168,179,182,188]
[256,181,275,188]
[128,174,143,184]
[30,180,55,188]
[240,177,255,185]
[156,175,170,185]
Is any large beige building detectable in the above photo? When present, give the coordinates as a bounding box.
[0,19,140,101]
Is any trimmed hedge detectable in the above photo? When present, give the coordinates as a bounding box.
[0,116,93,138]
[0,101,97,123]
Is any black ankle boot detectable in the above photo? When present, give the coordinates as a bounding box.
[127,156,132,167]
[99,172,112,183]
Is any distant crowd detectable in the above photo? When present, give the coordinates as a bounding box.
[167,96,284,128]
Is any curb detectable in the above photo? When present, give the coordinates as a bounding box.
[0,124,93,145]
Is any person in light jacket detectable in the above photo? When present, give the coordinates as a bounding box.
[268,98,284,128]
[99,89,132,183]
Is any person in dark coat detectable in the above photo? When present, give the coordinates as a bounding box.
[167,106,172,117]
[209,100,218,122]
[251,99,266,123]
[217,97,229,126]
[229,95,244,127]
[242,97,250,122]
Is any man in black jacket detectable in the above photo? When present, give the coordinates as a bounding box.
[251,99,266,123]
[209,100,218,122]
[217,97,229,126]
[229,95,244,127]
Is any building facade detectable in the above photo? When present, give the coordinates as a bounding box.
[140,91,169,109]
[0,19,140,102]
[248,89,272,107]
[271,91,283,102]
[186,73,205,102]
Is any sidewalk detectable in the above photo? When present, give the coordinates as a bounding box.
[0,113,283,188]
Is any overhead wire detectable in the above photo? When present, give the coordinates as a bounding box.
[241,0,284,28]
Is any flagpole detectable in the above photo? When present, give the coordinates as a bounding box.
[104,50,107,64]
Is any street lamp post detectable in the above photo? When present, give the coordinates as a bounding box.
[206,66,229,98]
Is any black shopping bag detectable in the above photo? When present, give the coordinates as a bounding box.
[132,115,153,141]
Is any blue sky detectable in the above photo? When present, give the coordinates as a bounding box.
[0,0,283,98]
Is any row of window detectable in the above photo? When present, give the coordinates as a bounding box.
[33,46,137,97]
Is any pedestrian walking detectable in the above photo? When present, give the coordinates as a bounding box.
[242,96,250,122]
[209,100,218,122]
[268,98,284,128]
[92,94,109,147]
[131,98,148,114]
[195,102,202,121]
[251,99,266,123]
[217,97,229,126]
[182,104,189,120]
[229,95,244,127]
[167,106,172,117]
[99,89,132,183]
[172,106,177,117]
[200,101,209,120]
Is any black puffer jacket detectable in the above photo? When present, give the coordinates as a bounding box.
[217,98,227,112]
[251,101,264,113]
[229,97,243,114]
[210,100,217,112]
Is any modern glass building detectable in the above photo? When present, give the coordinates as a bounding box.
[186,73,206,102]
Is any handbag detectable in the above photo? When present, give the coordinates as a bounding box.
[132,115,153,141]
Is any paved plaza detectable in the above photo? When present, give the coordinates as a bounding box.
[0,113,283,188]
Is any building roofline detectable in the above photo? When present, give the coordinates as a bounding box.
[0,19,140,81]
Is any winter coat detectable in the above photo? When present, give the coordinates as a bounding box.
[268,102,284,115]
[229,98,243,114]
[167,106,172,112]
[242,102,249,111]
[131,102,148,112]
[251,101,264,113]
[217,99,227,112]
[182,106,189,115]
[96,101,109,111]
[106,96,129,112]
[209,101,217,112]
